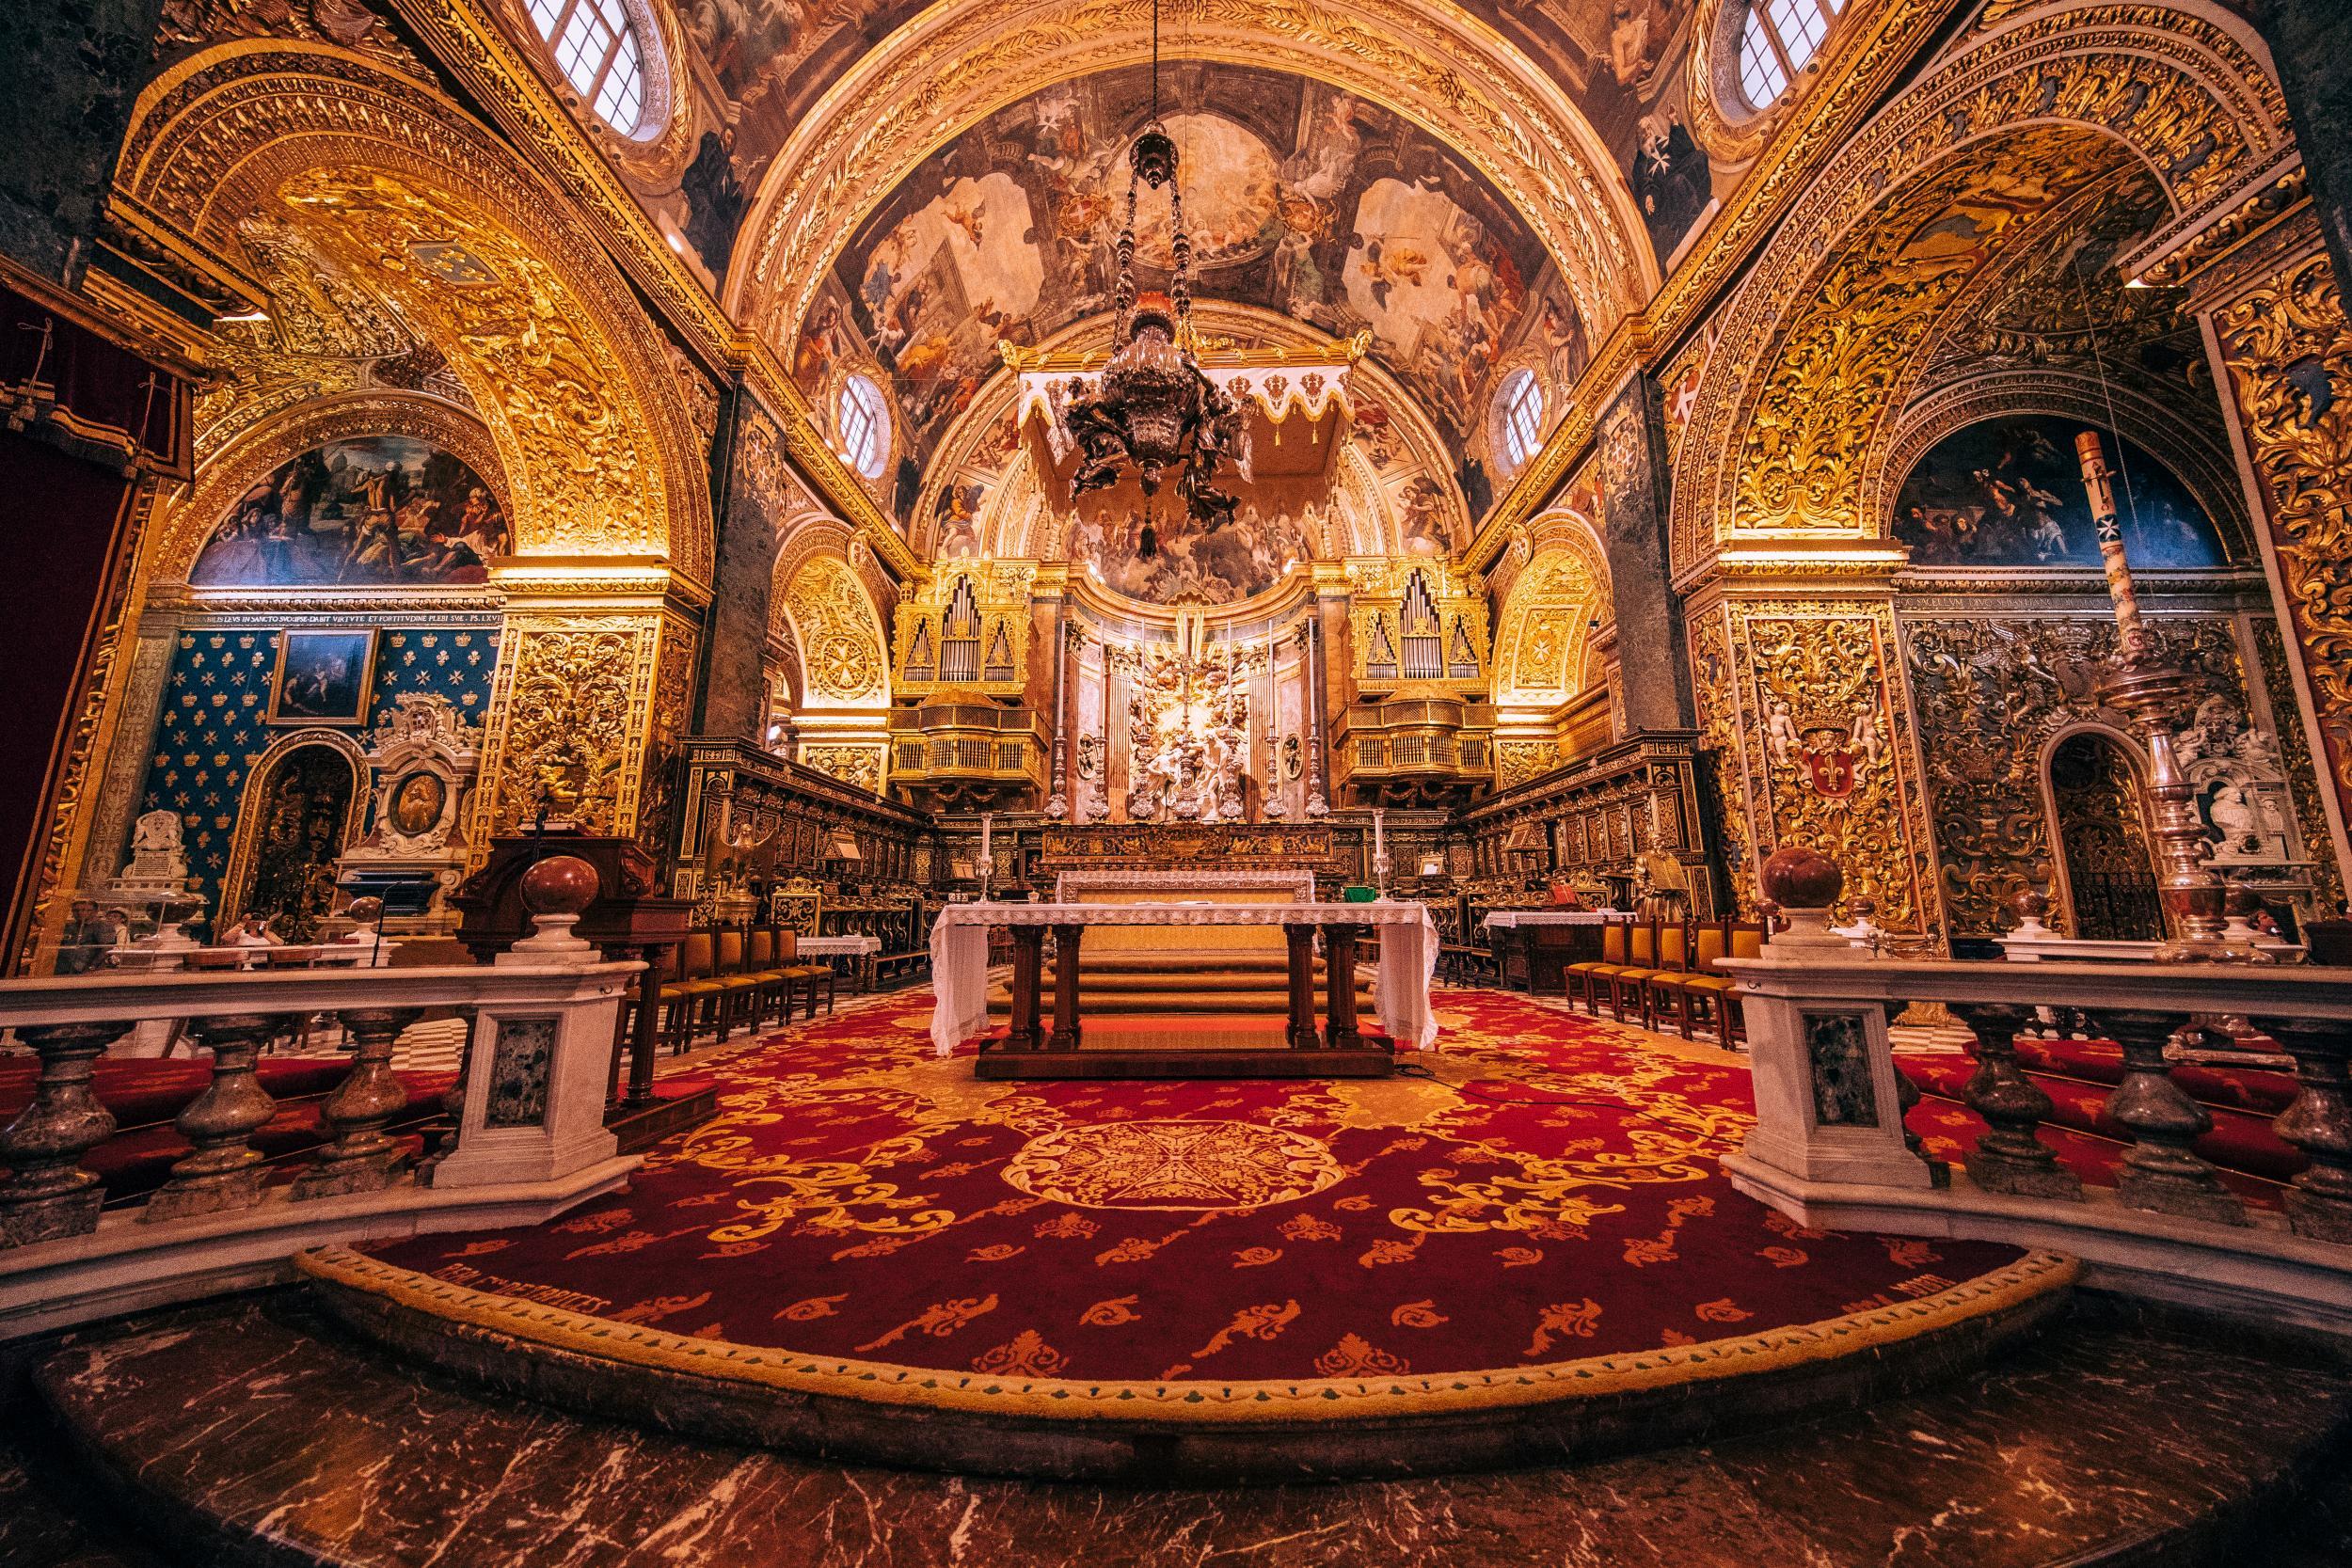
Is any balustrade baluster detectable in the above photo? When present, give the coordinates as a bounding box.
[293,1006,424,1200]
[0,1021,131,1246]
[147,1014,286,1222]
[2252,1016,2352,1243]
[1951,1001,2081,1198]
[2096,1008,2249,1227]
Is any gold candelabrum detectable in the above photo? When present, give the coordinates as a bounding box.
[2077,432,2242,962]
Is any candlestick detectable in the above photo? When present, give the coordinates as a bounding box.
[2077,430,2235,960]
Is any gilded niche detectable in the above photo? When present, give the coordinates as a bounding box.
[2214,250,2352,826]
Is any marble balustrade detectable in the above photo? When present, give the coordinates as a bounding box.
[1721,911,2352,1330]
[0,927,643,1338]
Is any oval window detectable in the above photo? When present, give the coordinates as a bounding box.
[524,0,651,137]
[838,374,891,480]
[1497,368,1546,475]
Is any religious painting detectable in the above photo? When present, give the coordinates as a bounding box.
[1445,0,1716,267]
[267,629,377,725]
[387,769,448,836]
[813,63,1576,516]
[1892,417,2227,569]
[191,436,509,587]
[1073,495,1327,606]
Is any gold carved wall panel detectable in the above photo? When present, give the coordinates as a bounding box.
[2213,247,2352,848]
[1901,612,2250,937]
[1719,600,1932,935]
[475,615,664,843]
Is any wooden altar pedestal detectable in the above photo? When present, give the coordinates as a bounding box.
[452,832,712,1149]
[933,901,1436,1081]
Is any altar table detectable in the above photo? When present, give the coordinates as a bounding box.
[1480,909,1625,993]
[930,900,1438,1079]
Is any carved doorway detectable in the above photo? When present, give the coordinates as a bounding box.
[229,742,360,941]
[2047,731,2163,941]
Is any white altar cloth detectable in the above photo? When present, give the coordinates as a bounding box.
[929,900,1440,1056]
[1481,910,1624,928]
[797,935,882,958]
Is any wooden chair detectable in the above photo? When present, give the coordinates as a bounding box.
[1663,919,1767,1049]
[1648,919,1725,1040]
[777,930,835,1021]
[1602,916,1663,1025]
[1564,917,1628,1014]
[742,926,791,1027]
[659,930,721,1051]
[1628,919,1694,1032]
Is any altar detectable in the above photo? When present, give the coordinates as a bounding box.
[930,896,1438,1080]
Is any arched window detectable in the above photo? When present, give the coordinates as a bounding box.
[1497,368,1545,474]
[837,374,890,480]
[1739,0,1842,109]
[524,0,650,135]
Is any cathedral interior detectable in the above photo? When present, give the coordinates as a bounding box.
[4,0,2352,1562]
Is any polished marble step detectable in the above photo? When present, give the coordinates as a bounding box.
[21,1291,2352,1567]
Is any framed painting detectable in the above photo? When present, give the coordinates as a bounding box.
[267,629,377,726]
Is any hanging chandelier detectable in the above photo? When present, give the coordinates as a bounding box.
[1060,0,1245,560]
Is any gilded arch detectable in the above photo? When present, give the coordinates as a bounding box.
[1668,0,2292,573]
[114,41,715,583]
[774,550,892,710]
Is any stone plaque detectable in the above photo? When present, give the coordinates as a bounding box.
[1804,1010,1879,1127]
[484,1015,557,1129]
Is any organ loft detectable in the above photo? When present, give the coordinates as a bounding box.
[1,0,2351,1562]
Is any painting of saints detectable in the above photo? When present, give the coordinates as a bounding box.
[191,437,507,587]
[1892,416,2227,569]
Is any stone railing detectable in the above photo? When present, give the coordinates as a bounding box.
[0,917,642,1338]
[1722,914,2352,1330]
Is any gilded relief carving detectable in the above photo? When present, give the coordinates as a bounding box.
[477,619,662,840]
[1902,614,2250,937]
[2251,618,2346,910]
[1686,605,1754,912]
[783,556,889,705]
[1726,603,1929,934]
[1671,6,2292,574]
[2213,250,2352,834]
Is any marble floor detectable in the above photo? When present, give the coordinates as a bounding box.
[8,1291,2350,1568]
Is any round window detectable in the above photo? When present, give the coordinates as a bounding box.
[1736,0,1844,112]
[1496,368,1546,475]
[838,374,891,481]
[524,0,653,137]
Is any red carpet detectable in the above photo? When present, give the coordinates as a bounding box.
[352,990,2042,1389]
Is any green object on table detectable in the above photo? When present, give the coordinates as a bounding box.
[1341,885,1377,903]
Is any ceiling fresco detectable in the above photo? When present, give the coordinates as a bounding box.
[797,61,1586,524]
[1452,0,1717,267]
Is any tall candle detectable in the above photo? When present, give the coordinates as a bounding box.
[1374,809,1386,859]
[979,813,992,875]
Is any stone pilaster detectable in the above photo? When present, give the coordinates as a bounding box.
[1597,375,1694,732]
